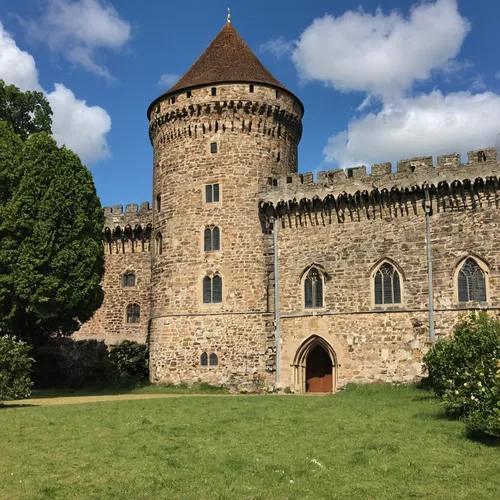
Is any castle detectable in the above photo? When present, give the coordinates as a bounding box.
[77,20,500,393]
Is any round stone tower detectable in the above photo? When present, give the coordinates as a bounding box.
[147,20,303,386]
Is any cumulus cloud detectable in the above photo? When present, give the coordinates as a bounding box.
[158,73,180,88]
[0,21,111,165]
[290,0,469,97]
[23,0,131,81]
[324,91,500,168]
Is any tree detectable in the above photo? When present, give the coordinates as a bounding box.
[0,85,104,345]
[0,335,33,401]
[0,80,52,141]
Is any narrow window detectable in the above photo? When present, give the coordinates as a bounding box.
[249,84,254,93]
[347,169,354,179]
[212,275,222,303]
[304,268,323,309]
[204,227,212,251]
[210,142,218,153]
[458,258,487,302]
[277,152,281,163]
[155,105,160,114]
[206,184,213,203]
[126,303,140,323]
[187,90,192,98]
[478,151,486,162]
[122,272,136,287]
[203,276,212,303]
[209,353,218,366]
[213,183,220,202]
[200,352,208,366]
[171,96,176,104]
[156,233,163,255]
[156,194,161,212]
[276,90,280,99]
[211,87,217,96]
[374,263,401,305]
[212,227,220,251]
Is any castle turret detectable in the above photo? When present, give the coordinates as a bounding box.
[147,20,303,385]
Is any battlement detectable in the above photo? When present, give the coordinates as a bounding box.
[103,201,151,216]
[261,148,498,197]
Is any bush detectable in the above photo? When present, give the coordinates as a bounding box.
[109,341,149,384]
[0,335,33,400]
[32,337,110,389]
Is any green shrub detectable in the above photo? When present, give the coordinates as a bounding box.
[109,341,149,384]
[0,335,33,400]
[424,312,500,419]
[32,337,110,389]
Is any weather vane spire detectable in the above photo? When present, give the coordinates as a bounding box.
[227,7,231,23]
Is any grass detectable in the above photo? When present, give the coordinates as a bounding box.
[1,385,499,499]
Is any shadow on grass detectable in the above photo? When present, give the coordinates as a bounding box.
[0,403,36,409]
[466,428,500,447]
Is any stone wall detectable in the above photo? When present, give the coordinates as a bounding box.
[75,203,152,345]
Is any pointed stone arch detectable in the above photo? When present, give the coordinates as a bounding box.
[292,335,337,393]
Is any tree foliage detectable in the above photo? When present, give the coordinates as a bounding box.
[0,80,52,141]
[0,84,104,345]
[0,335,33,401]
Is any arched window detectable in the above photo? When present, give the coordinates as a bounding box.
[156,232,163,255]
[204,227,220,252]
[126,303,140,323]
[203,275,223,303]
[209,353,218,366]
[304,268,323,309]
[200,352,208,366]
[458,258,487,302]
[374,262,401,305]
[122,271,136,287]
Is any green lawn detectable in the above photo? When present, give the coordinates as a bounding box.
[1,385,499,499]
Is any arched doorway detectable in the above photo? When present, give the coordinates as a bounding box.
[306,345,333,393]
[293,335,337,394]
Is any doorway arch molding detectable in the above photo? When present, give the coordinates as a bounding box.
[292,335,337,393]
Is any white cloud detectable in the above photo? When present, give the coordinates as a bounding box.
[47,84,111,164]
[259,36,294,59]
[291,0,469,97]
[158,73,180,88]
[0,22,41,91]
[324,91,500,168]
[0,21,111,165]
[471,74,486,91]
[24,0,131,81]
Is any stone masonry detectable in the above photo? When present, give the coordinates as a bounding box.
[77,21,500,392]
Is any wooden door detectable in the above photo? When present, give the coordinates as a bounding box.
[306,345,333,393]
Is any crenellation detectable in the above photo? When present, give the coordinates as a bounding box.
[437,153,461,168]
[467,147,497,165]
[371,162,392,176]
[125,203,138,213]
[396,156,433,173]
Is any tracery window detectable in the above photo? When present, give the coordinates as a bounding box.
[374,262,401,305]
[122,272,136,287]
[204,226,220,252]
[458,258,487,302]
[126,303,140,323]
[304,268,323,309]
[203,275,222,304]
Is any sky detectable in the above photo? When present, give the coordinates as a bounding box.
[1,0,500,208]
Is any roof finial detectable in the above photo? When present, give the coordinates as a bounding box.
[227,7,231,24]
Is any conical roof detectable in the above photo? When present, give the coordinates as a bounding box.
[148,22,301,117]
[166,22,288,94]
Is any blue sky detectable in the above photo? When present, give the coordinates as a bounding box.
[1,0,500,208]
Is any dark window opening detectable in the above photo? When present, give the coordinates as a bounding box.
[478,151,487,162]
[211,87,217,96]
[287,176,293,184]
[126,303,140,323]
[210,142,218,153]
[374,263,401,305]
[156,233,163,255]
[209,353,218,366]
[122,272,136,287]
[458,258,487,302]
[203,275,223,304]
[200,352,208,366]
[187,90,192,98]
[273,179,278,187]
[249,84,254,93]
[156,194,161,212]
[276,90,280,99]
[205,183,220,203]
[277,152,281,163]
[204,226,220,252]
[267,177,273,185]
[347,169,354,179]
[304,268,323,309]
[170,96,176,104]
[410,166,416,172]
[155,105,160,114]
[213,183,220,202]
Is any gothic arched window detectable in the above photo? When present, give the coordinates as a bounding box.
[374,262,401,305]
[209,353,218,366]
[122,271,136,287]
[203,275,223,304]
[304,268,324,309]
[204,227,220,252]
[126,303,140,323]
[458,258,487,302]
[200,352,208,366]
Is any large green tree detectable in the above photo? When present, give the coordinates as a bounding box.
[0,84,104,345]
